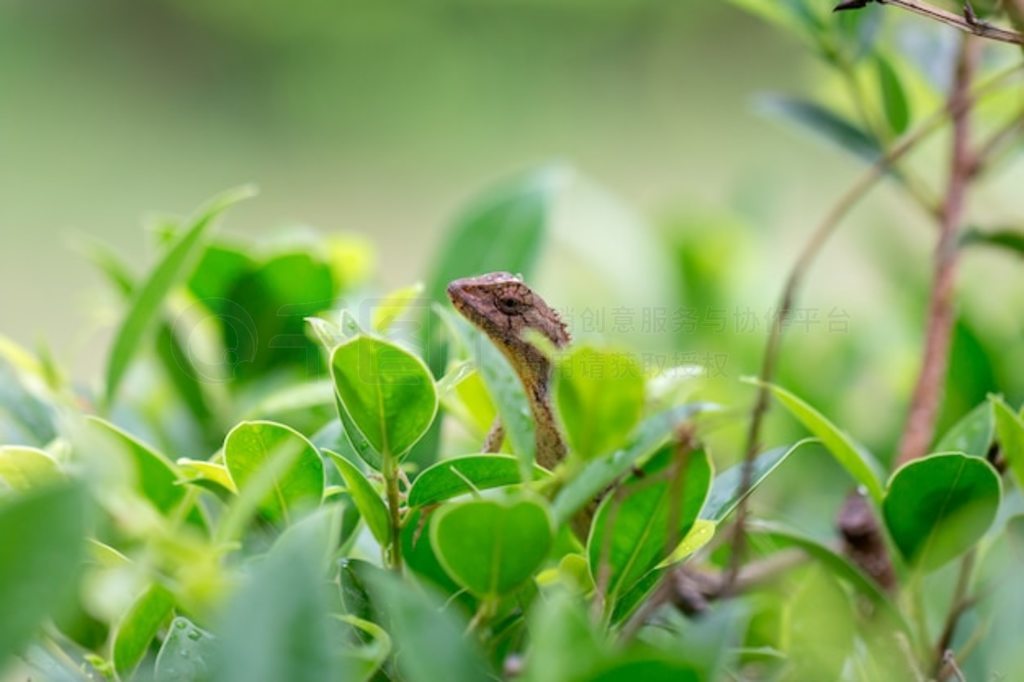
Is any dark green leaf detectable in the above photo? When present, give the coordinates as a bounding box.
[756,94,885,166]
[587,445,713,610]
[431,496,554,597]
[876,55,911,135]
[408,454,548,508]
[883,453,1001,572]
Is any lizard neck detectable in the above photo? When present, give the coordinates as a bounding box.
[446,273,570,470]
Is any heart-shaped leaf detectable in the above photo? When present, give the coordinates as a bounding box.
[430,497,554,597]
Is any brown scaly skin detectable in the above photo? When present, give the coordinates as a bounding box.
[446,272,570,471]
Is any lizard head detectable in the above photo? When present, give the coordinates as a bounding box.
[446,272,570,350]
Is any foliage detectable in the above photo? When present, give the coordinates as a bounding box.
[3,2,1024,679]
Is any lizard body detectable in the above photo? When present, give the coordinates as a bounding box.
[446,272,570,470]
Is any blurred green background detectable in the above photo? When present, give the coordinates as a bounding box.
[2,0,1023,466]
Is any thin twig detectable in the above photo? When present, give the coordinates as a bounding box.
[971,106,1024,177]
[934,550,977,679]
[723,60,1023,593]
[837,0,1024,46]
[897,36,980,466]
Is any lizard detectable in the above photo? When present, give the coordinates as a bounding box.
[446,272,570,472]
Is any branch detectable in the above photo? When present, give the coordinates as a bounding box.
[896,36,980,466]
[835,0,1024,46]
[723,61,1022,593]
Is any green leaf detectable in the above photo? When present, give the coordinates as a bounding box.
[756,94,885,166]
[700,440,813,522]
[991,395,1024,489]
[440,308,536,476]
[961,227,1024,257]
[112,584,176,678]
[400,508,462,594]
[154,617,215,682]
[876,55,910,136]
[176,458,238,494]
[661,519,717,566]
[522,589,605,682]
[363,570,491,682]
[784,566,856,679]
[326,450,390,545]
[883,453,1001,572]
[756,382,884,502]
[745,521,911,637]
[334,392,384,471]
[372,282,424,332]
[0,482,89,668]
[936,400,995,458]
[85,417,192,517]
[553,346,645,461]
[330,336,438,461]
[220,249,338,381]
[587,445,713,609]
[0,446,61,491]
[430,496,554,597]
[586,655,702,682]
[104,186,254,406]
[407,454,548,508]
[335,615,391,682]
[213,508,349,682]
[223,420,325,526]
[552,404,710,525]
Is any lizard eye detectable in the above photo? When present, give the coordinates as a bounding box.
[496,296,525,315]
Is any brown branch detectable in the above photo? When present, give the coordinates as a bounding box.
[723,61,1023,593]
[897,37,980,467]
[836,0,1024,46]
[619,549,808,640]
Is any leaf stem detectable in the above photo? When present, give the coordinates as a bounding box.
[384,457,404,571]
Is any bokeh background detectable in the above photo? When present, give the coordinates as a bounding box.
[3,1,1023,468]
